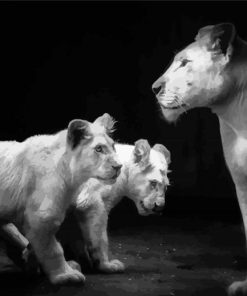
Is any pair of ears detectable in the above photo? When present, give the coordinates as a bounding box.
[195,23,236,56]
[66,115,171,169]
[133,139,171,169]
[67,113,115,149]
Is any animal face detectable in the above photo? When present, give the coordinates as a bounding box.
[128,140,170,216]
[67,113,122,186]
[152,23,236,122]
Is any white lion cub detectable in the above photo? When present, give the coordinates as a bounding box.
[74,139,170,273]
[0,113,121,284]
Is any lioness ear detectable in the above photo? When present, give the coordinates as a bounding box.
[195,23,236,55]
[133,139,151,169]
[67,119,91,149]
[94,113,116,135]
[153,144,171,165]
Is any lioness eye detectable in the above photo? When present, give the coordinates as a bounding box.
[150,180,158,189]
[95,145,103,153]
[180,59,191,67]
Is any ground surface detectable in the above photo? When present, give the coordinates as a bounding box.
[0,213,247,296]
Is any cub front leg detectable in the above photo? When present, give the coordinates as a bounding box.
[76,200,125,273]
[228,185,247,296]
[25,210,85,285]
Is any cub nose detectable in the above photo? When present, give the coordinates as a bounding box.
[112,164,122,173]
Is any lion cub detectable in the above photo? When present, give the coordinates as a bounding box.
[0,113,121,284]
[73,139,170,273]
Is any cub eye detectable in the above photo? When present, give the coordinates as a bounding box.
[95,145,103,153]
[180,59,191,67]
[150,180,158,190]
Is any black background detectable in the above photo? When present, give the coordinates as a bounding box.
[0,1,245,226]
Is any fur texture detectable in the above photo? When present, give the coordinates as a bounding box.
[0,113,121,284]
[73,139,170,273]
[152,23,247,295]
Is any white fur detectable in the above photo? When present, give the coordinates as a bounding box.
[0,115,120,285]
[74,142,170,273]
[152,23,247,295]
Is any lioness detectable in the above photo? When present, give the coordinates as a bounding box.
[73,139,170,273]
[0,113,121,285]
[152,23,247,295]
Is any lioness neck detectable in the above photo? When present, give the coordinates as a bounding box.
[212,52,247,139]
[211,56,247,172]
[213,89,247,138]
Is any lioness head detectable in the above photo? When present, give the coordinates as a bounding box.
[127,139,170,216]
[152,23,238,122]
[66,113,122,186]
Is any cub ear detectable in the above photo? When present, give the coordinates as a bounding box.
[195,23,236,55]
[94,113,116,135]
[67,119,91,149]
[133,139,151,169]
[153,143,171,165]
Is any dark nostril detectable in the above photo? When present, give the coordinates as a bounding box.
[112,164,122,171]
[152,85,161,95]
[153,203,164,212]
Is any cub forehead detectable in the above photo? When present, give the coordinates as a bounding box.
[90,135,114,148]
[90,122,106,135]
[150,149,168,172]
[146,165,168,185]
[89,122,114,146]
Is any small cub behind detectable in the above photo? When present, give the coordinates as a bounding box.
[74,139,170,273]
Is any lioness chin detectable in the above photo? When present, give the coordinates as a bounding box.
[152,22,247,295]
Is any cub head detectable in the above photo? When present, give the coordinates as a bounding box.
[128,139,170,216]
[66,113,122,186]
[152,23,237,122]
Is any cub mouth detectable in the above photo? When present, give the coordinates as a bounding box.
[140,201,150,213]
[140,201,163,216]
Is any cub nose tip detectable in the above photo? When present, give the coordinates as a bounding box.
[112,164,122,172]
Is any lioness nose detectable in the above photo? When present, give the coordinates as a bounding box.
[152,85,162,95]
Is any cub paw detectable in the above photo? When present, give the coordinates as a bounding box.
[228,279,247,296]
[67,260,81,272]
[50,263,85,285]
[22,245,40,275]
[99,259,125,273]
